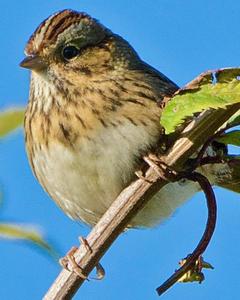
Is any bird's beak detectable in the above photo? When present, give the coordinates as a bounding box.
[19,55,47,71]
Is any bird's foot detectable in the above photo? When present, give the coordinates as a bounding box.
[143,154,178,181]
[135,170,155,183]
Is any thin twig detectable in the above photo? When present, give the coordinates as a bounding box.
[156,172,217,296]
[44,104,240,300]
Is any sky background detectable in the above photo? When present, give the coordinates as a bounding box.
[1,1,240,299]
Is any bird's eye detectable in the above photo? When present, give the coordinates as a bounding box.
[62,46,79,60]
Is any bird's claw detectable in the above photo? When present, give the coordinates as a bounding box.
[143,154,177,181]
[135,170,155,183]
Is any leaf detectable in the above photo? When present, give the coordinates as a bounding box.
[227,112,240,127]
[177,257,213,284]
[0,223,58,259]
[0,109,25,138]
[217,130,240,146]
[161,68,240,134]
[178,270,205,283]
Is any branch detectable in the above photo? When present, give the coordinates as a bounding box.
[44,104,240,300]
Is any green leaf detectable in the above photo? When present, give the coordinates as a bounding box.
[0,109,25,138]
[161,68,240,134]
[217,130,240,146]
[227,111,240,127]
[0,223,58,259]
[178,257,213,284]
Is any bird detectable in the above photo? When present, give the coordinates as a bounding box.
[20,9,239,228]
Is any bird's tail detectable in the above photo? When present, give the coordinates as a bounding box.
[214,158,240,193]
[200,157,240,194]
[198,141,240,194]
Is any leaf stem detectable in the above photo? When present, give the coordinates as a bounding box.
[156,172,217,296]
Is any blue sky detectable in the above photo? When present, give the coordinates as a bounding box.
[1,1,240,299]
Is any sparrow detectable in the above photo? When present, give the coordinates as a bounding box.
[20,9,238,227]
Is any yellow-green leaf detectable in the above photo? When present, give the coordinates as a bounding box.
[217,130,240,146]
[0,223,58,259]
[178,270,205,283]
[0,109,25,138]
[161,68,240,134]
[178,257,213,284]
[227,112,240,127]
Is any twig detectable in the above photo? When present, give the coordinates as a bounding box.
[156,172,217,296]
[43,104,240,300]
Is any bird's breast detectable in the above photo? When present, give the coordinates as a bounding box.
[29,118,161,225]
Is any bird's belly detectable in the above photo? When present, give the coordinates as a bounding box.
[32,141,133,225]
[132,179,200,227]
[32,139,200,227]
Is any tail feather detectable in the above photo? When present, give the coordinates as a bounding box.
[215,158,240,193]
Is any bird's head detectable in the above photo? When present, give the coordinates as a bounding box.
[20,9,140,85]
